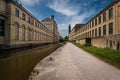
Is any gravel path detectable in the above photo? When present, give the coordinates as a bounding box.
[29,42,120,80]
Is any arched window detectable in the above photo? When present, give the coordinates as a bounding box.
[35,30,37,41]
[31,29,34,41]
[14,22,19,40]
[28,27,31,41]
[37,31,39,41]
[22,25,25,40]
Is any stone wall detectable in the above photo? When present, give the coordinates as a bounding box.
[76,39,85,45]
[91,37,106,48]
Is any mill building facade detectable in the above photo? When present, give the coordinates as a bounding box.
[0,0,59,49]
[69,0,120,50]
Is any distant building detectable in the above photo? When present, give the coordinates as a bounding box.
[41,15,59,42]
[69,0,120,51]
[69,24,85,41]
[0,0,59,49]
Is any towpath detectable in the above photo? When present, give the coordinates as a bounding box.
[29,42,120,80]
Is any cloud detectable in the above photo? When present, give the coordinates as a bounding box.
[18,0,40,7]
[57,9,95,37]
[70,10,95,27]
[48,0,80,16]
[58,24,68,37]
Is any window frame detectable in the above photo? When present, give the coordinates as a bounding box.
[109,8,113,19]
[95,18,97,26]
[99,27,101,36]
[95,28,97,37]
[103,12,106,22]
[15,8,19,17]
[99,16,101,24]
[0,19,5,36]
[103,25,106,35]
[109,22,113,34]
[22,13,26,20]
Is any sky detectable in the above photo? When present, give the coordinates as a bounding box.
[18,0,114,37]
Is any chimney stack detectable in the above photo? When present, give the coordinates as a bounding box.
[51,15,54,19]
[68,24,71,34]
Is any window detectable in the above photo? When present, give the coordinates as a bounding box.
[99,16,101,24]
[35,22,37,26]
[90,31,91,37]
[31,19,34,25]
[95,18,97,26]
[109,22,113,34]
[14,22,19,40]
[0,19,5,36]
[92,30,94,37]
[22,13,25,20]
[88,32,89,37]
[88,24,90,29]
[30,29,34,41]
[92,20,94,27]
[103,25,106,35]
[90,22,91,28]
[103,12,106,22]
[22,25,25,40]
[109,8,113,19]
[95,28,97,37]
[15,8,19,17]
[28,28,31,40]
[28,17,30,23]
[99,27,101,36]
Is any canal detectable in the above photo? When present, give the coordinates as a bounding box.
[0,44,61,80]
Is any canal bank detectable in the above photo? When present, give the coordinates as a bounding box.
[0,44,61,80]
[29,42,120,80]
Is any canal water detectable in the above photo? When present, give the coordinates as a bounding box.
[0,44,61,80]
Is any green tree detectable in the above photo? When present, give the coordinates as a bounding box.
[59,36,64,42]
[64,36,68,41]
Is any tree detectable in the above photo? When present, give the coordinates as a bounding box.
[64,36,68,41]
[59,36,64,42]
[59,36,68,42]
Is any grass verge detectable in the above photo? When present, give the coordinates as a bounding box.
[73,42,120,69]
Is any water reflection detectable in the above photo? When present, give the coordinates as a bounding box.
[0,44,60,80]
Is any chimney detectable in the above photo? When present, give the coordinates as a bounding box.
[68,24,71,34]
[51,15,54,19]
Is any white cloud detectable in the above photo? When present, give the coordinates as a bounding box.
[58,10,95,37]
[18,0,96,37]
[58,24,68,37]
[48,0,80,16]
[70,10,95,28]
[47,0,96,36]
[18,0,40,7]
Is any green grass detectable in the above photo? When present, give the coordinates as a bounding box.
[73,43,120,69]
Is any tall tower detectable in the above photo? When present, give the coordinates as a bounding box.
[68,24,71,34]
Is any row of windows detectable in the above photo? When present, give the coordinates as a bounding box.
[0,19,5,36]
[81,8,113,32]
[14,22,53,41]
[70,22,113,40]
[15,8,43,29]
[81,22,113,38]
